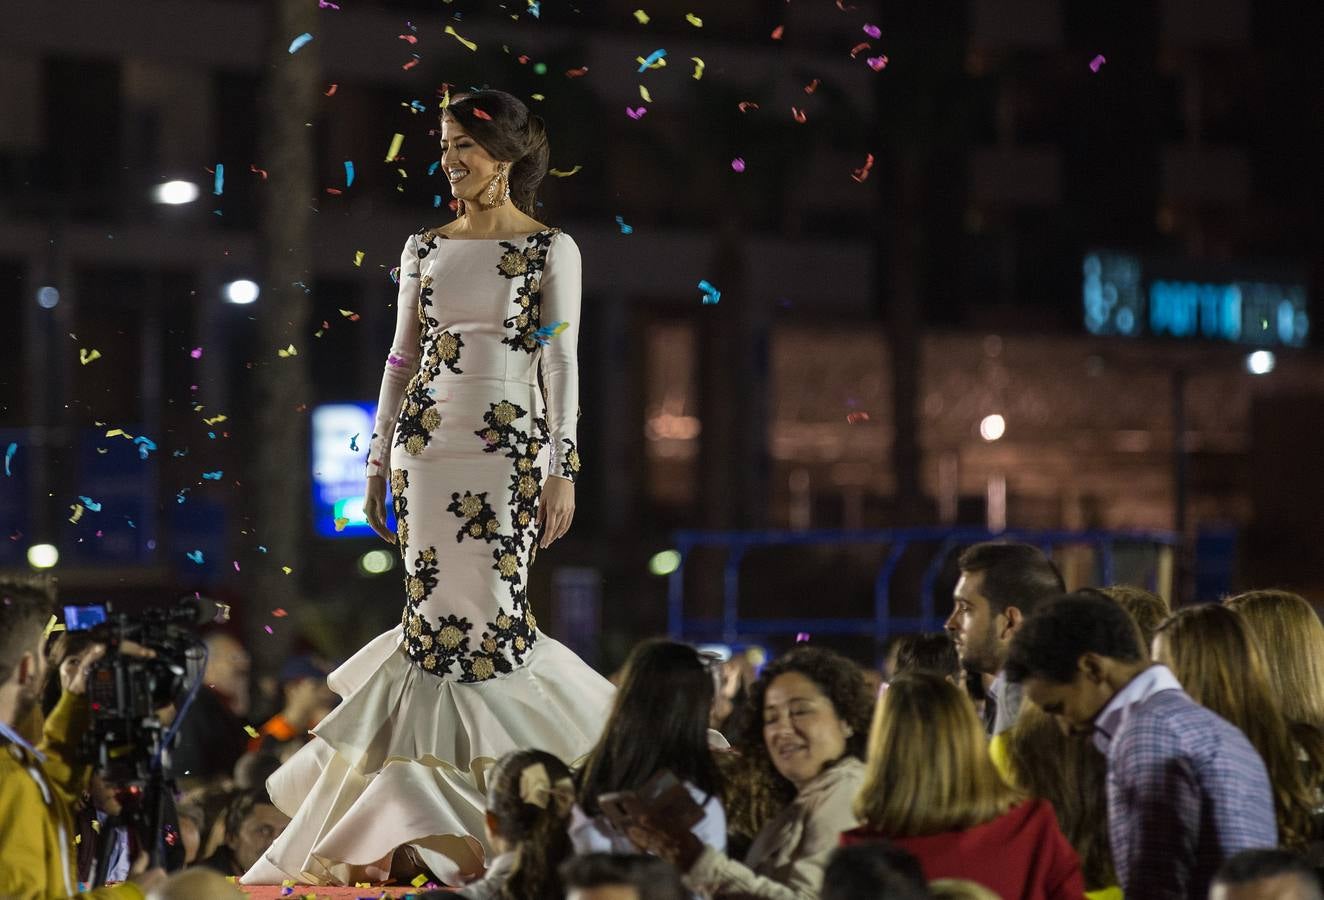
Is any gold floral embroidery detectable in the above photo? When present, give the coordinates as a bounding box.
[526,611,538,631]
[420,407,442,432]
[405,434,425,456]
[497,554,518,577]
[498,250,529,277]
[458,495,482,518]
[439,625,464,649]
[496,613,511,629]
[406,576,425,601]
[482,637,497,654]
[471,656,496,680]
[493,401,519,425]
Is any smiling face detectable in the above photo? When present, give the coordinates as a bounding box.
[440,115,506,205]
[762,671,853,790]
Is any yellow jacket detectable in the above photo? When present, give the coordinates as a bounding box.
[0,692,145,900]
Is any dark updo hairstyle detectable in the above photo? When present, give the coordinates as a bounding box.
[442,90,550,217]
[725,646,875,840]
[485,749,574,900]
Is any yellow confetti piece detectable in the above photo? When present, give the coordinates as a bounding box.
[412,874,430,888]
[636,55,667,69]
[633,9,650,24]
[640,85,652,102]
[43,615,65,640]
[282,566,293,574]
[69,503,84,524]
[277,344,298,358]
[355,884,372,890]
[74,834,82,845]
[353,251,365,267]
[691,57,705,80]
[549,166,583,177]
[203,414,228,426]
[384,132,404,162]
[92,819,102,833]
[105,428,131,439]
[444,24,478,51]
[79,348,102,365]
[244,725,260,739]
[685,12,703,26]
[334,517,350,532]
[531,93,545,101]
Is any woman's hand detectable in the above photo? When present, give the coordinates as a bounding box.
[363,476,396,545]
[537,475,575,549]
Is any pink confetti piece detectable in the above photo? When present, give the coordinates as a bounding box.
[264,625,273,634]
[272,608,288,617]
[846,411,870,424]
[1089,54,1106,73]
[770,24,784,39]
[731,157,746,172]
[851,152,875,183]
[626,106,647,119]
[796,632,811,642]
[803,78,820,94]
[737,101,760,113]
[233,560,241,572]
[791,107,807,124]
[863,23,881,38]
[190,347,202,359]
[866,55,889,71]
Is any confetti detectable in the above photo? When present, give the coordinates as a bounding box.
[186,550,204,565]
[1089,54,1106,73]
[212,163,224,196]
[626,106,647,119]
[190,347,203,359]
[444,25,477,51]
[385,133,404,162]
[685,13,703,26]
[349,433,359,451]
[804,78,820,94]
[278,344,298,358]
[324,83,338,96]
[282,566,293,575]
[234,560,241,572]
[387,354,411,368]
[344,161,355,187]
[472,108,493,121]
[731,157,746,172]
[851,152,875,183]
[43,615,64,640]
[615,215,634,235]
[690,57,705,80]
[737,101,760,113]
[339,308,361,321]
[639,85,652,103]
[334,517,350,532]
[319,0,340,7]
[796,632,811,642]
[533,321,569,346]
[389,266,401,285]
[633,9,650,23]
[264,624,273,634]
[771,25,784,40]
[288,32,313,54]
[867,55,889,71]
[565,66,590,77]
[244,725,260,738]
[203,414,227,426]
[398,34,418,45]
[791,107,807,124]
[412,875,430,889]
[353,250,365,267]
[69,504,84,524]
[3,443,14,476]
[637,49,667,72]
[863,23,882,38]
[78,496,102,512]
[133,436,157,459]
[79,348,101,365]
[549,166,583,177]
[846,411,870,424]
[202,471,223,480]
[272,608,288,617]
[698,279,721,305]
[850,42,871,58]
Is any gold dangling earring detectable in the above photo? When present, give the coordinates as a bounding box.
[485,164,509,209]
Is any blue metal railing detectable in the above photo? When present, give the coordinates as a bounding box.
[666,527,1178,647]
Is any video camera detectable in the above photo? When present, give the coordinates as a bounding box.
[63,596,228,877]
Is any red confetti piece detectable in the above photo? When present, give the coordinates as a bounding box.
[249,163,269,180]
[770,25,784,39]
[472,107,492,120]
[737,101,760,113]
[398,34,418,44]
[402,59,419,71]
[803,78,820,94]
[846,411,870,424]
[836,0,858,9]
[849,42,871,58]
[518,55,530,64]
[325,188,343,195]
[565,67,589,78]
[791,107,807,124]
[851,153,875,183]
[272,608,288,618]
[324,83,339,96]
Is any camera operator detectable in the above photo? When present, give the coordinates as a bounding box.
[0,577,167,898]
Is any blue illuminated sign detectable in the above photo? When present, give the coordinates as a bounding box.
[311,403,388,538]
[1083,251,1309,348]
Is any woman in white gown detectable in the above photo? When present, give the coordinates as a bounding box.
[242,89,615,887]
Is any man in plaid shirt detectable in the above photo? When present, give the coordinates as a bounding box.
[1005,591,1277,900]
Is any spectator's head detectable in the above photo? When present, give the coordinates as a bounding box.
[144,867,246,900]
[892,632,961,683]
[276,655,336,728]
[1097,585,1169,654]
[202,631,251,715]
[739,646,874,793]
[821,843,930,900]
[577,639,721,816]
[174,801,205,865]
[929,880,1002,900]
[0,576,55,728]
[1210,848,1323,900]
[855,671,1021,835]
[486,749,575,900]
[1224,589,1324,729]
[222,788,290,873]
[559,853,687,900]
[1154,603,1320,851]
[41,628,98,716]
[1003,590,1146,736]
[233,751,282,791]
[946,542,1065,676]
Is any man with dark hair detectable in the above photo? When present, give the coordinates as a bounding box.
[195,786,291,877]
[1210,848,1323,900]
[945,542,1065,734]
[0,576,166,896]
[1004,591,1277,900]
[559,852,688,900]
[821,843,931,900]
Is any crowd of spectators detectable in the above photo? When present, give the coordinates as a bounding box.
[3,541,1324,899]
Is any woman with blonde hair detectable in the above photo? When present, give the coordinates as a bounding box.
[842,672,1083,899]
[1153,604,1324,855]
[1223,589,1324,730]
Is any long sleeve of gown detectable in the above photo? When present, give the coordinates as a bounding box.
[539,232,583,482]
[366,234,424,478]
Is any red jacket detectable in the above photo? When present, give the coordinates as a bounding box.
[841,798,1085,900]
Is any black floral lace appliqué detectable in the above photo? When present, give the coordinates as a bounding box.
[494,229,559,355]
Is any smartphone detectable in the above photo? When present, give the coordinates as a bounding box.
[64,604,108,631]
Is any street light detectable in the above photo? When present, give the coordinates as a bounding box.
[153,180,200,205]
[27,544,58,569]
[1245,350,1276,375]
[224,279,260,305]
[979,414,1006,442]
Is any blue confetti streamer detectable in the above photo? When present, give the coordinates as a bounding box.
[615,215,634,235]
[433,195,443,208]
[3,442,15,476]
[288,32,314,54]
[428,161,440,176]
[349,433,359,452]
[213,164,224,196]
[133,435,158,459]
[78,496,102,512]
[186,550,205,565]
[638,48,667,72]
[202,471,223,480]
[344,160,355,187]
[698,279,722,305]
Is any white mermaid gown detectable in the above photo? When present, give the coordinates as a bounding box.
[242,226,615,886]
